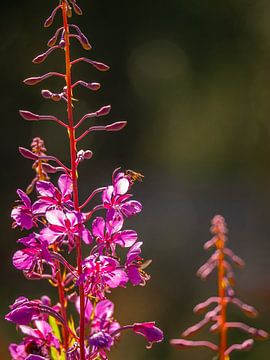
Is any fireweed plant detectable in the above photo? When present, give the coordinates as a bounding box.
[170,215,269,359]
[6,1,164,359]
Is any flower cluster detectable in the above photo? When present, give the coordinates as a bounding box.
[170,215,268,359]
[6,1,163,359]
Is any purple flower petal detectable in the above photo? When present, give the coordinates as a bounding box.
[6,305,39,325]
[106,210,123,234]
[13,249,36,270]
[36,181,55,197]
[17,189,32,208]
[40,227,61,244]
[9,343,27,359]
[58,174,73,197]
[127,265,142,286]
[11,208,34,230]
[121,200,142,217]
[127,242,142,263]
[114,177,129,195]
[106,269,128,288]
[75,297,93,322]
[92,217,105,238]
[95,300,114,320]
[32,200,50,215]
[133,322,164,346]
[102,186,114,206]
[89,331,113,349]
[46,209,66,227]
[114,230,137,247]
[81,227,93,245]
[19,324,37,337]
[17,234,37,247]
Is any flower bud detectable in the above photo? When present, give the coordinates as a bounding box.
[73,3,83,15]
[41,90,53,99]
[87,82,101,91]
[106,121,127,132]
[19,110,40,121]
[96,105,111,117]
[80,34,91,50]
[24,76,43,85]
[90,60,110,71]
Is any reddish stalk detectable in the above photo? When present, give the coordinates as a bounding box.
[217,233,227,360]
[56,266,69,351]
[61,2,85,359]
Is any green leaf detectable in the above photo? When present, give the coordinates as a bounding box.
[49,316,65,360]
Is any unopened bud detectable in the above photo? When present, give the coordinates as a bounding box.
[19,110,40,121]
[47,35,57,47]
[73,3,83,15]
[80,34,91,50]
[106,121,127,132]
[84,150,93,159]
[96,105,111,117]
[87,82,101,91]
[24,77,43,86]
[41,90,53,99]
[44,15,54,28]
[90,60,110,72]
[33,46,58,64]
[76,149,93,163]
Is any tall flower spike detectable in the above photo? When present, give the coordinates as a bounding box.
[7,1,163,359]
[170,215,268,359]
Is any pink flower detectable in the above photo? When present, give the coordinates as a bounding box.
[11,190,35,230]
[9,320,59,359]
[125,242,150,286]
[92,210,137,255]
[33,174,73,214]
[13,234,51,273]
[40,209,92,249]
[80,255,128,299]
[87,300,120,358]
[102,170,142,218]
[133,322,164,348]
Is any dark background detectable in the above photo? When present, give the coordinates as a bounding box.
[1,0,270,359]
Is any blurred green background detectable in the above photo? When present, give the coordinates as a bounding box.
[1,0,270,358]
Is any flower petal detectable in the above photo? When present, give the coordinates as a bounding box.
[36,181,55,197]
[95,300,114,320]
[58,174,73,197]
[92,217,105,238]
[121,200,142,217]
[17,189,31,208]
[114,177,129,195]
[46,209,65,227]
[114,230,137,247]
[133,322,164,346]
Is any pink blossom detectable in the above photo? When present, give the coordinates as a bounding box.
[40,209,92,249]
[33,174,73,214]
[11,190,35,230]
[80,255,128,299]
[102,170,142,218]
[92,210,137,255]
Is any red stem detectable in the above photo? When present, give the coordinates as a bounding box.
[56,267,69,350]
[61,2,86,359]
[217,234,227,360]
